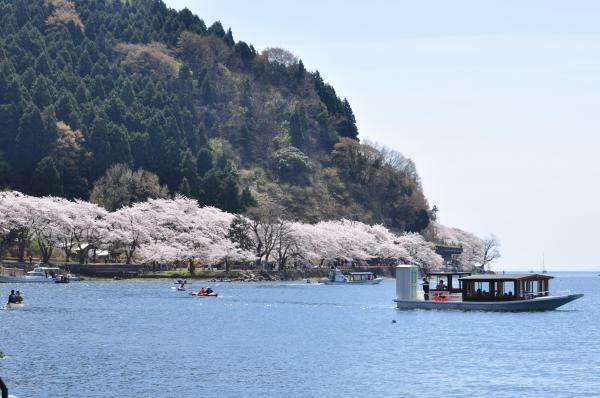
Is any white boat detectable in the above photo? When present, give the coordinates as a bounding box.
[394,265,583,312]
[0,267,60,283]
[65,274,83,281]
[5,302,24,310]
[324,269,383,285]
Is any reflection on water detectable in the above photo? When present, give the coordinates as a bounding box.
[1,272,598,398]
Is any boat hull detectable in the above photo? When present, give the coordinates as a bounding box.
[325,278,384,285]
[394,294,583,312]
[5,302,24,310]
[0,275,56,283]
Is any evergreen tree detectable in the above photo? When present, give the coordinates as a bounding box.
[88,117,111,179]
[224,28,235,47]
[31,76,53,108]
[55,92,81,129]
[77,50,93,76]
[75,81,90,103]
[180,149,199,195]
[32,156,63,196]
[196,148,213,177]
[15,105,51,182]
[289,105,308,149]
[240,186,256,211]
[178,176,191,197]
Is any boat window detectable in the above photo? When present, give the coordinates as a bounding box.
[451,275,462,290]
[432,276,448,290]
[474,282,490,297]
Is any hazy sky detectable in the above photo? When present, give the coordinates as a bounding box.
[164,0,600,271]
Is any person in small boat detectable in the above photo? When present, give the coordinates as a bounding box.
[206,287,213,294]
[437,279,446,290]
[15,291,23,303]
[7,290,17,304]
[422,277,430,300]
[198,287,207,295]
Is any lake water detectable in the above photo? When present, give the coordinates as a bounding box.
[1,272,598,397]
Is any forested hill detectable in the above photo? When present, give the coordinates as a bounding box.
[0,0,431,233]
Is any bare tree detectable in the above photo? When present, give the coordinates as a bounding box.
[274,220,298,270]
[480,235,501,271]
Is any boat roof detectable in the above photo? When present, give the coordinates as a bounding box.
[350,272,375,275]
[459,274,553,281]
[427,272,471,276]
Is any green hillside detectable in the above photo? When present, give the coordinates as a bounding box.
[0,0,431,232]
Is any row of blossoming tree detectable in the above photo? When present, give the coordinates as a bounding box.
[0,191,490,272]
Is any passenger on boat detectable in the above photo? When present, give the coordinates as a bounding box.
[437,280,446,290]
[422,277,430,300]
[198,287,206,295]
[7,290,17,304]
[15,291,23,303]
[206,287,213,294]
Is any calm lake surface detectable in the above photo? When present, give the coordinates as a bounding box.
[1,272,598,397]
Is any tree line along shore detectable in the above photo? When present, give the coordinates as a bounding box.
[0,191,499,278]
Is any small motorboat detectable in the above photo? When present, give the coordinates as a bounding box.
[174,279,192,285]
[189,291,218,297]
[65,273,83,281]
[5,302,24,310]
[55,275,70,283]
[0,266,60,283]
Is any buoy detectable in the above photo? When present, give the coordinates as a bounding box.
[392,320,397,323]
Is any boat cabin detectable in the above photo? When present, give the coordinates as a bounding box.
[459,274,553,301]
[425,272,471,301]
[427,272,471,293]
[27,267,60,278]
[348,272,377,282]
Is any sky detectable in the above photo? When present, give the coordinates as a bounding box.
[164,0,600,271]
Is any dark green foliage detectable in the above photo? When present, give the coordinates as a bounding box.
[32,156,63,196]
[196,148,213,177]
[228,215,253,251]
[289,105,308,149]
[0,0,431,232]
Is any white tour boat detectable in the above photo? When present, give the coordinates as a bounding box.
[394,265,583,311]
[0,267,60,283]
[325,268,383,285]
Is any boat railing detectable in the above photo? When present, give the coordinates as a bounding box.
[522,290,552,300]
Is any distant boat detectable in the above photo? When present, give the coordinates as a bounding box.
[0,267,60,283]
[324,269,383,285]
[542,253,547,273]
